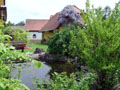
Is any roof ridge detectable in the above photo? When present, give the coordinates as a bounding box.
[26,19,49,21]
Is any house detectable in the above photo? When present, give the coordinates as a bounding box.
[25,19,48,43]
[41,13,60,41]
[0,0,7,24]
[40,5,85,41]
[24,5,84,42]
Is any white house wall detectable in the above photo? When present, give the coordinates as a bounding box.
[29,32,42,40]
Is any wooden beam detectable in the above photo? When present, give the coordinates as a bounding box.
[0,7,7,21]
[0,0,5,5]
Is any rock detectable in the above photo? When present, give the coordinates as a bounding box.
[75,65,81,70]
[58,56,68,62]
[34,48,44,54]
[29,53,40,60]
[39,53,71,63]
[39,52,53,63]
[44,53,53,63]
[81,66,88,75]
[68,58,75,63]
[39,52,46,60]
[113,83,120,90]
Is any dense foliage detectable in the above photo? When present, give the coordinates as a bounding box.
[0,21,30,90]
[48,1,120,90]
[0,59,30,90]
[3,26,29,43]
[35,72,96,90]
[68,1,120,90]
[48,24,79,56]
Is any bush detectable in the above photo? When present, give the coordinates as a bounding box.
[48,24,79,57]
[35,72,96,90]
[3,26,29,43]
[0,59,30,90]
[69,1,120,90]
[0,23,30,90]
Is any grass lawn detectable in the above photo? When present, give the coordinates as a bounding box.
[24,43,48,53]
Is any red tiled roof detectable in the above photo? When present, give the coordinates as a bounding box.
[41,13,59,32]
[73,5,82,14]
[25,19,49,32]
[73,5,85,25]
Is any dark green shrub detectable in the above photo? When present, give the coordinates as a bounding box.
[69,1,120,90]
[48,24,79,57]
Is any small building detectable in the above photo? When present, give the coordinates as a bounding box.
[25,19,48,43]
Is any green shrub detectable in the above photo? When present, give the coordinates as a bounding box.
[35,72,96,90]
[0,59,30,90]
[48,24,79,57]
[69,1,120,90]
[0,23,30,90]
[0,78,30,90]
[3,26,29,43]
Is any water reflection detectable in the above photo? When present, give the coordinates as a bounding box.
[46,62,76,79]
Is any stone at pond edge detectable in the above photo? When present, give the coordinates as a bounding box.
[34,48,44,54]
[29,53,40,60]
[39,52,53,63]
[39,53,68,63]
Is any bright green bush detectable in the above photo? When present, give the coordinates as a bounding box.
[0,23,30,90]
[35,72,96,90]
[69,1,120,90]
[0,59,30,90]
[3,26,29,43]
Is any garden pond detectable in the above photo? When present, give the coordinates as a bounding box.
[11,61,76,89]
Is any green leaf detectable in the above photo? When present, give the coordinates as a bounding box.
[32,60,42,68]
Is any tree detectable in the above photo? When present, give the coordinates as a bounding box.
[69,1,120,90]
[6,21,15,26]
[3,26,29,43]
[16,21,25,26]
[102,6,112,20]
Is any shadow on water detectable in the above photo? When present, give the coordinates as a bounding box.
[11,61,76,89]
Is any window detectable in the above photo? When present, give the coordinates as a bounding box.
[33,34,36,39]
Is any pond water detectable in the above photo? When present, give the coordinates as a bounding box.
[11,61,76,89]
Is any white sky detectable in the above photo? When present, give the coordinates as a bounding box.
[6,0,119,24]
